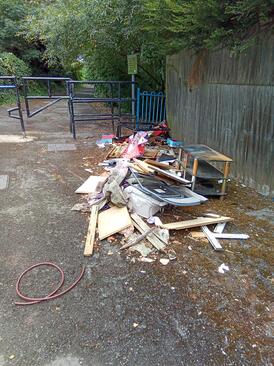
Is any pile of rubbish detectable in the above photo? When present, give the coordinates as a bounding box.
[72,129,249,264]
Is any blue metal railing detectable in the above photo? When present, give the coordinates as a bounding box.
[136,88,166,130]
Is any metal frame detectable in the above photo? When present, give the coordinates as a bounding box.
[22,77,70,118]
[67,80,135,139]
[136,88,166,130]
[22,77,135,139]
[0,76,26,136]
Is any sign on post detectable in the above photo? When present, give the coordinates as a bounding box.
[127,54,138,75]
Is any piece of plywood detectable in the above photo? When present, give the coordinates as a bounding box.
[75,175,108,194]
[202,226,223,251]
[98,206,132,240]
[131,213,166,251]
[84,205,99,256]
[161,216,232,230]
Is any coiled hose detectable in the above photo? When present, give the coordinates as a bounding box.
[15,262,85,306]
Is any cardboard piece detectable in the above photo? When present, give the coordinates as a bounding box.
[98,206,132,240]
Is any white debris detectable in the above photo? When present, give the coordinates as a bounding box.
[160,258,170,266]
[147,216,163,226]
[138,257,155,263]
[218,263,230,274]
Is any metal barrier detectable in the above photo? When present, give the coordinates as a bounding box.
[1,75,138,139]
[67,80,135,139]
[22,77,70,118]
[0,76,26,137]
[136,88,166,130]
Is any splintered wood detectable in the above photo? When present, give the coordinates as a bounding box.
[98,206,132,240]
[131,213,166,251]
[84,205,99,256]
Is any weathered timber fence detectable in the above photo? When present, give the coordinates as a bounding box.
[166,33,274,196]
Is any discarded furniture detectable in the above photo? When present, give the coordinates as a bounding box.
[0,76,26,136]
[129,171,202,207]
[180,144,233,197]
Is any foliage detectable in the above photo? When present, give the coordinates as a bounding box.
[23,0,274,90]
[0,52,31,79]
[24,0,165,89]
[143,0,274,53]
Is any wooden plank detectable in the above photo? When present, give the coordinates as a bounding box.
[191,230,249,240]
[84,205,99,256]
[131,213,166,251]
[133,159,154,174]
[143,149,159,159]
[144,159,172,170]
[202,226,223,251]
[161,216,232,230]
[214,222,227,233]
[75,175,108,194]
[98,206,132,240]
[214,233,249,240]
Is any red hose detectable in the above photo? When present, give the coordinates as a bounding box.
[15,262,85,306]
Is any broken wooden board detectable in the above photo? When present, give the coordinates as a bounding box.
[202,226,223,251]
[161,216,232,230]
[105,144,127,159]
[133,159,154,174]
[84,205,99,256]
[75,175,108,194]
[143,149,159,159]
[131,213,166,251]
[98,206,132,240]
[144,159,171,170]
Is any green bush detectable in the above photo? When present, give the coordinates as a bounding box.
[0,52,31,105]
[0,52,31,80]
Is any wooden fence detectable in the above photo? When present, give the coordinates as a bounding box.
[166,33,274,196]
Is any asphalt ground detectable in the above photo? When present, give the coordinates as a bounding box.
[0,101,273,366]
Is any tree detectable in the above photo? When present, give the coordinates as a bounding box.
[24,0,274,88]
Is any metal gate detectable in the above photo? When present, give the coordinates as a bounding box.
[67,80,135,138]
[21,76,135,138]
[136,88,166,130]
[0,76,26,136]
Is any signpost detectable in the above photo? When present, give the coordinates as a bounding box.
[127,54,138,123]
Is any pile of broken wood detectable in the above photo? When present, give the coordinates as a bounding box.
[72,146,249,263]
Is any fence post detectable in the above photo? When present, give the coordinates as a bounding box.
[136,87,140,130]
